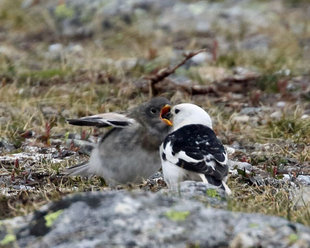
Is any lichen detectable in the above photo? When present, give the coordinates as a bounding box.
[206,188,219,198]
[55,4,74,19]
[165,210,190,221]
[0,234,16,245]
[288,233,299,244]
[44,210,64,228]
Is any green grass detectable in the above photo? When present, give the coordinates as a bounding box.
[227,178,310,227]
[263,116,310,143]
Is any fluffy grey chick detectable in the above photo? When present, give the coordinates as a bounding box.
[66,97,171,186]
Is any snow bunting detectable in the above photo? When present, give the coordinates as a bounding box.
[66,97,171,186]
[160,103,231,195]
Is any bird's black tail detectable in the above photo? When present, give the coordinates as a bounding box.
[64,161,90,176]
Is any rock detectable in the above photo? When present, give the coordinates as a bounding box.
[232,115,250,123]
[225,145,236,155]
[297,175,310,186]
[178,181,226,206]
[190,52,211,65]
[65,139,95,155]
[46,43,64,59]
[276,101,286,108]
[1,190,310,247]
[292,187,310,208]
[66,43,83,54]
[240,107,262,116]
[40,106,58,118]
[270,111,283,119]
[0,138,15,153]
[240,34,271,53]
[48,43,63,53]
[23,0,281,54]
[228,160,252,171]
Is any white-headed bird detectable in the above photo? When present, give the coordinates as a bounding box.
[159,103,231,195]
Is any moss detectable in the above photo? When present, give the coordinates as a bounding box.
[288,233,298,244]
[0,234,16,245]
[55,4,74,19]
[248,223,259,228]
[44,210,64,228]
[206,188,220,198]
[165,210,190,221]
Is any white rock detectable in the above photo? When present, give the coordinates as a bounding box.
[232,115,250,123]
[292,187,310,208]
[270,111,282,119]
[48,43,63,53]
[297,175,310,185]
[231,232,256,248]
[67,44,83,54]
[225,146,235,155]
[276,101,286,108]
[228,160,252,171]
[191,52,210,65]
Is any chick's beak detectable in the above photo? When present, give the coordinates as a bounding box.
[160,105,173,126]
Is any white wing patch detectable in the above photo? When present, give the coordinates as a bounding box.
[162,141,227,173]
[67,113,136,128]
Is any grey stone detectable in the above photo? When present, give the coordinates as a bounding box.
[297,175,310,186]
[292,187,310,208]
[1,190,310,248]
[65,139,95,155]
[270,111,283,119]
[232,115,250,123]
[0,138,15,152]
[240,107,262,116]
[228,160,253,171]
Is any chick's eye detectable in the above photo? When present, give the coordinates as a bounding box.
[150,108,158,114]
[175,109,180,114]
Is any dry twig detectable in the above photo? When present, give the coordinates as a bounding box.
[146,49,207,96]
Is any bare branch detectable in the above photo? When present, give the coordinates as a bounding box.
[146,49,207,96]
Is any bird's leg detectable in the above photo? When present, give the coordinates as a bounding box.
[222,181,232,196]
[198,173,209,184]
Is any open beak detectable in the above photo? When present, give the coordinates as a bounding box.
[160,104,173,126]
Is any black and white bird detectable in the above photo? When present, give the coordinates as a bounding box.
[160,103,231,195]
[66,97,171,186]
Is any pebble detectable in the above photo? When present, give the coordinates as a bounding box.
[276,101,286,108]
[232,115,250,123]
[297,175,310,185]
[292,187,310,208]
[270,111,282,119]
[228,160,253,171]
[48,43,63,53]
[240,107,262,116]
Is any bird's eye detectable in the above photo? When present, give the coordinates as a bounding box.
[150,108,158,114]
[175,109,180,114]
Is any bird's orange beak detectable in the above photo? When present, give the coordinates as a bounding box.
[160,105,173,126]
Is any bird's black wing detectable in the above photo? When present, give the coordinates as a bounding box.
[162,124,228,184]
[67,113,135,128]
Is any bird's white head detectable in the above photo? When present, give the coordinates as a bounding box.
[161,103,213,131]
